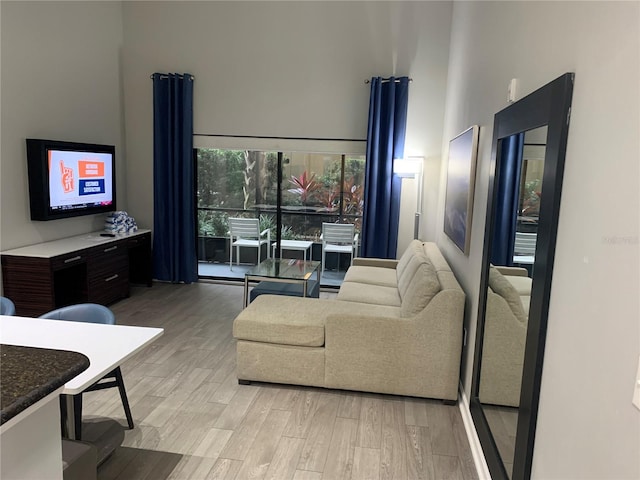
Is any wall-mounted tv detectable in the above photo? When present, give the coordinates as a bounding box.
[26,138,116,221]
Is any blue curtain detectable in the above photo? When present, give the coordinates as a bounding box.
[361,76,409,259]
[152,73,197,283]
[491,133,524,266]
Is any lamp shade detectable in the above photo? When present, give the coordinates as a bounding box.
[393,157,423,177]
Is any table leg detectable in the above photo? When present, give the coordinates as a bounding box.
[61,394,77,440]
[243,276,249,308]
[303,280,308,298]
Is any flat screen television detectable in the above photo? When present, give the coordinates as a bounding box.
[26,138,116,221]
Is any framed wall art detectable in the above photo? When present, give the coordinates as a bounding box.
[443,125,480,255]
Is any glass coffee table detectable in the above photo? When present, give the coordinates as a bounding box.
[243,258,321,308]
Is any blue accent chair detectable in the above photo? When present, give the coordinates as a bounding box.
[39,303,134,439]
[0,296,16,316]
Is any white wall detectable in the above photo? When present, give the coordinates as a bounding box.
[442,2,640,478]
[0,1,125,251]
[0,1,452,255]
[121,1,452,243]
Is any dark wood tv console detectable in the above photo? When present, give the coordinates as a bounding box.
[1,229,152,317]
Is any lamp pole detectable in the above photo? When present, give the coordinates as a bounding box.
[413,158,424,240]
[393,156,425,240]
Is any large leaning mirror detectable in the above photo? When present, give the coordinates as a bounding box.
[470,73,574,480]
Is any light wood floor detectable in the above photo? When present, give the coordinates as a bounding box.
[84,281,479,480]
[482,405,518,478]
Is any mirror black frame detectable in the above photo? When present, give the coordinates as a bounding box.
[470,73,574,480]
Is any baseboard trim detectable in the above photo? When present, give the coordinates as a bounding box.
[459,382,492,479]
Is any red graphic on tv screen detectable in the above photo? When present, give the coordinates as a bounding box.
[60,161,74,193]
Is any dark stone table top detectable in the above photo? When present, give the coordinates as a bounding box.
[0,344,89,426]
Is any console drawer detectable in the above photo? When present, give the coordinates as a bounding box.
[87,245,129,304]
[51,250,89,270]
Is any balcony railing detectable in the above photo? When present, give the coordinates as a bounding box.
[197,206,361,270]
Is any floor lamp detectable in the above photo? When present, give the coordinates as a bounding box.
[394,156,424,239]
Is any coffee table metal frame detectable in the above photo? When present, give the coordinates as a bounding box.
[243,258,321,308]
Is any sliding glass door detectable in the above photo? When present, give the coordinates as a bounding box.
[196,147,365,279]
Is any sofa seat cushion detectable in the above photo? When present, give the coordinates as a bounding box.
[343,266,398,287]
[234,296,333,347]
[234,296,404,348]
[337,282,402,307]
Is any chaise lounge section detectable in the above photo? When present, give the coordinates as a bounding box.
[232,240,466,401]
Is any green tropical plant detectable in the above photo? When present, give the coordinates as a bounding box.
[280,224,298,240]
[198,210,229,237]
[259,214,299,240]
[259,214,276,234]
[196,149,245,209]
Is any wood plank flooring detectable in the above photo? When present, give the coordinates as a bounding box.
[83,281,479,480]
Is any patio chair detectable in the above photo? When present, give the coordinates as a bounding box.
[229,217,271,270]
[321,222,358,276]
[514,231,537,256]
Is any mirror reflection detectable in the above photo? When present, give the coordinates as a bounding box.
[478,126,547,478]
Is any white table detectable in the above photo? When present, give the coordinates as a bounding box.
[271,240,314,261]
[0,316,163,439]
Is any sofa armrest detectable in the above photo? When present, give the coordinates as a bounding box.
[351,257,398,269]
[495,266,529,277]
[325,292,463,351]
[324,290,464,400]
[478,290,527,407]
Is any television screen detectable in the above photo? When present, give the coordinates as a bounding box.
[27,139,116,221]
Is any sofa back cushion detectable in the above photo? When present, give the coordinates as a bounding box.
[400,260,441,317]
[396,240,422,274]
[396,240,426,291]
[488,266,527,323]
[422,242,451,272]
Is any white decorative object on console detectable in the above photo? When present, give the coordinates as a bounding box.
[104,211,137,234]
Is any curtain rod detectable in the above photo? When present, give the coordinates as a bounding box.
[150,73,195,80]
[364,77,413,84]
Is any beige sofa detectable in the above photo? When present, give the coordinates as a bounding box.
[478,266,532,407]
[232,240,465,401]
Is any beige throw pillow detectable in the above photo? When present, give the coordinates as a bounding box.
[400,261,441,317]
[488,266,528,323]
[396,240,423,277]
